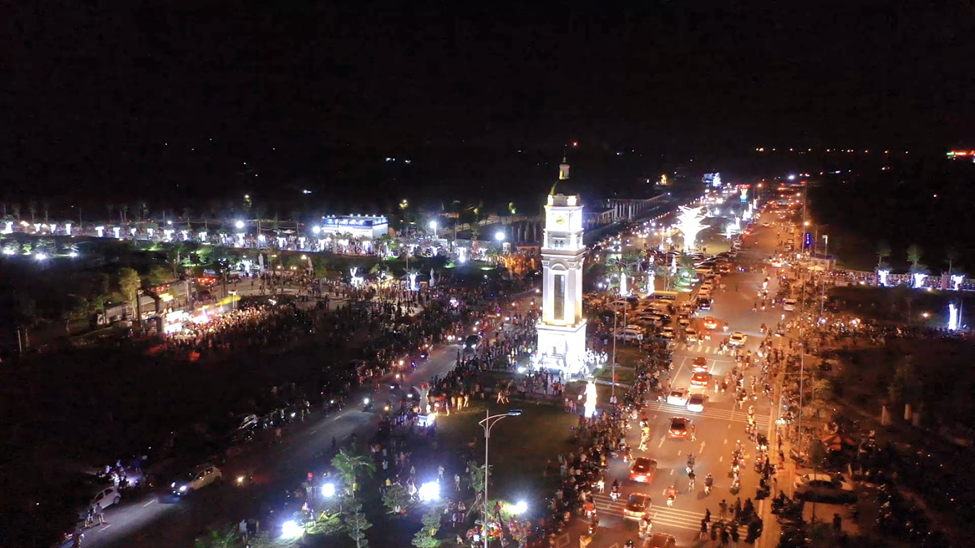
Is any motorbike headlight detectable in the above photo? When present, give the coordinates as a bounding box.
[171,482,176,488]
[179,485,187,492]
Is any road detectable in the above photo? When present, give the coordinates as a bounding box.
[85,339,465,548]
[583,214,788,547]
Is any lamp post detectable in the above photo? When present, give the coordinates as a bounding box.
[429,220,439,239]
[479,409,522,548]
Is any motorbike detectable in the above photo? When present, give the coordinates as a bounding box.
[363,398,374,412]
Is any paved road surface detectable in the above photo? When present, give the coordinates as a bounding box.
[582,218,787,547]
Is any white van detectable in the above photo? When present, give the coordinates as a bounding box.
[783,299,797,312]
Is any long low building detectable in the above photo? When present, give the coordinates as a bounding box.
[317,215,389,239]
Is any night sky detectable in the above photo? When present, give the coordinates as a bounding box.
[4,1,972,206]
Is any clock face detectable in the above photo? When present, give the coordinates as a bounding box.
[554,214,567,226]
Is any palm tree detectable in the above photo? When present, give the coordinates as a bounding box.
[120,204,129,224]
[331,449,376,500]
[906,244,922,270]
[876,241,891,269]
[193,526,240,548]
[11,203,20,220]
[106,203,114,223]
[27,200,37,222]
[945,246,960,276]
[42,201,49,223]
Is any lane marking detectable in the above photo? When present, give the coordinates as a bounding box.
[699,441,707,453]
[719,456,723,463]
[658,436,666,448]
[99,525,113,532]
[142,499,156,507]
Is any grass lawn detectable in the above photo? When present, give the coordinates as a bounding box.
[426,399,579,513]
[593,365,636,386]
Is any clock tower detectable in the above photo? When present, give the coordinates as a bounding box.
[535,177,588,376]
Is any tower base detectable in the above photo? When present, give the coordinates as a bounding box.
[534,320,589,378]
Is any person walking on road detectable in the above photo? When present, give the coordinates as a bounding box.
[94,502,105,526]
[719,499,728,519]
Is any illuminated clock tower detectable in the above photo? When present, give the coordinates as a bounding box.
[535,172,588,376]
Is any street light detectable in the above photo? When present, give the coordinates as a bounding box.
[235,220,245,229]
[479,410,522,548]
[321,482,336,498]
[429,220,439,239]
[495,231,505,242]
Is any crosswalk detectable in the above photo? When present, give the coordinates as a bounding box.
[642,401,771,430]
[591,493,746,533]
[673,343,728,354]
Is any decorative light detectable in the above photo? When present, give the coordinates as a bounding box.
[35,253,47,261]
[674,206,708,251]
[912,273,927,289]
[65,222,72,236]
[878,269,890,287]
[418,481,440,502]
[948,303,960,331]
[95,226,105,237]
[951,274,964,291]
[112,227,121,239]
[408,271,419,291]
[584,380,598,418]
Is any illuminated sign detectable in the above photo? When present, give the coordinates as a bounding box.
[804,233,812,248]
[323,216,388,227]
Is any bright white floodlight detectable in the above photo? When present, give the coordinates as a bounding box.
[418,481,440,502]
[281,520,303,539]
[675,206,708,251]
[321,483,336,498]
[511,501,528,514]
[235,220,245,229]
[495,231,505,242]
[428,220,438,230]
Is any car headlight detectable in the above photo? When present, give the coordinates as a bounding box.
[171,482,176,488]
[179,485,188,492]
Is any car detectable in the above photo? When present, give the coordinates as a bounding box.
[660,327,675,339]
[729,332,747,346]
[623,492,653,519]
[90,486,121,511]
[702,317,718,330]
[684,328,699,343]
[628,457,658,483]
[666,388,689,406]
[783,299,797,312]
[172,464,223,495]
[677,316,691,328]
[793,473,855,501]
[464,334,480,351]
[770,259,783,268]
[237,414,259,431]
[691,357,709,372]
[645,533,677,548]
[686,394,706,413]
[690,372,710,388]
[668,417,691,439]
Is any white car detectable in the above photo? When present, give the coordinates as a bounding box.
[686,394,706,413]
[172,464,223,495]
[90,486,121,511]
[729,332,747,346]
[666,388,689,406]
[684,328,699,343]
[678,317,691,328]
[793,473,855,501]
[660,327,675,339]
[783,299,797,312]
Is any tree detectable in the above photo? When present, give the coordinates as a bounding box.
[876,241,891,269]
[331,449,376,499]
[65,295,92,334]
[11,203,20,220]
[193,526,240,548]
[382,483,413,514]
[145,265,172,286]
[945,246,960,276]
[106,203,114,223]
[906,244,922,269]
[466,460,489,517]
[120,204,129,224]
[27,200,37,222]
[11,293,37,348]
[117,267,141,319]
[888,357,918,405]
[412,503,445,548]
[343,498,372,548]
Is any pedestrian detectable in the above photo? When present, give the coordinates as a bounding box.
[720,527,730,547]
[705,508,711,523]
[691,424,697,441]
[719,499,728,519]
[730,526,739,547]
[454,473,461,492]
[95,502,105,525]
[239,519,248,541]
[699,519,708,540]
[832,513,842,533]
